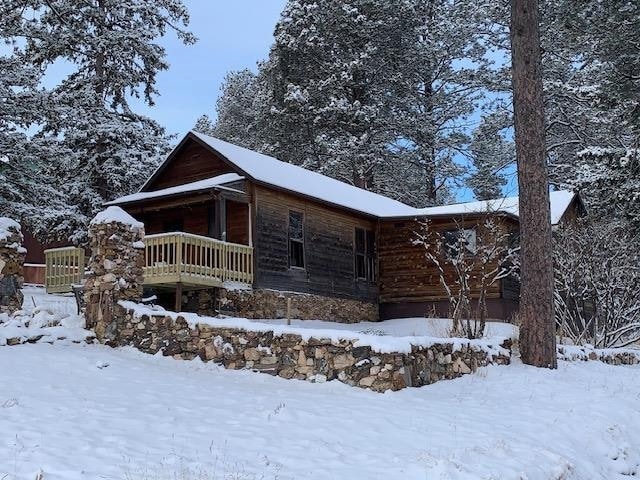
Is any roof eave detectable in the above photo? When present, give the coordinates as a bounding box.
[105,184,245,208]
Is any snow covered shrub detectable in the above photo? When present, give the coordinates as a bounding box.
[415,215,519,339]
[553,219,640,348]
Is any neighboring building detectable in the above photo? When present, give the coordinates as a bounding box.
[100,131,582,322]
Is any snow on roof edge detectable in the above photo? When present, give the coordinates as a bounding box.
[106,173,245,206]
[379,190,577,225]
[190,131,417,218]
[126,131,580,223]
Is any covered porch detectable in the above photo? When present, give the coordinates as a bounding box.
[115,173,254,293]
[45,174,255,297]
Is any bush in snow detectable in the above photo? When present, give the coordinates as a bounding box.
[415,214,519,339]
[553,219,640,348]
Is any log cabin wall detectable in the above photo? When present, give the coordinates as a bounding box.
[378,215,519,320]
[253,185,378,303]
[139,203,213,237]
[226,200,249,245]
[144,140,235,191]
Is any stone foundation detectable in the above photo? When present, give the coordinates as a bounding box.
[0,218,25,314]
[219,288,379,323]
[109,305,511,392]
[84,207,145,341]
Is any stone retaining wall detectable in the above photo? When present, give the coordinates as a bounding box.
[0,218,25,314]
[219,288,379,323]
[557,345,640,365]
[110,306,511,392]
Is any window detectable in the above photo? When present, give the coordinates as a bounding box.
[288,211,305,268]
[355,228,376,281]
[442,228,477,258]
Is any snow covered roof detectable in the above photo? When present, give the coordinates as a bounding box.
[117,131,579,224]
[398,190,578,225]
[106,173,244,206]
[188,131,416,218]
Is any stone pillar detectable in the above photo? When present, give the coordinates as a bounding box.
[84,206,145,343]
[0,218,25,314]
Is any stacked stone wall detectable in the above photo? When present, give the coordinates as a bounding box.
[0,218,25,314]
[111,308,511,392]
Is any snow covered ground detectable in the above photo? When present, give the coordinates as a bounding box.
[0,286,93,346]
[248,316,519,340]
[1,289,639,479]
[2,343,639,479]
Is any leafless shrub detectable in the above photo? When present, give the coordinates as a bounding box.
[554,219,640,348]
[415,213,519,339]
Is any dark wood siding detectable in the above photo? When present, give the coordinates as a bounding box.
[144,140,235,191]
[253,186,377,302]
[226,200,249,245]
[139,203,211,237]
[378,216,517,304]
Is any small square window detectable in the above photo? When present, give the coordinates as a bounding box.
[443,228,476,258]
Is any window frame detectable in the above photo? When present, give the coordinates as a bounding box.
[442,228,477,259]
[354,227,376,282]
[288,210,305,270]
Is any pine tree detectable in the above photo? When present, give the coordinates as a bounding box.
[467,112,512,200]
[511,0,557,368]
[541,0,639,229]
[204,0,498,207]
[0,10,70,231]
[3,0,195,242]
[194,70,267,152]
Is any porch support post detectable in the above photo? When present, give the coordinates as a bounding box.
[248,203,253,247]
[175,282,183,313]
[218,197,227,242]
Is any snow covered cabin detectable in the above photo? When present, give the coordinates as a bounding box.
[102,131,584,322]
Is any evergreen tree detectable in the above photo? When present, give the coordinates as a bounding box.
[467,112,512,200]
[204,0,498,207]
[194,70,266,152]
[511,0,557,369]
[2,0,195,242]
[0,10,70,231]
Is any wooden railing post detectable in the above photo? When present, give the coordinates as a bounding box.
[175,233,183,282]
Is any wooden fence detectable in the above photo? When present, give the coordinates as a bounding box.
[44,246,86,294]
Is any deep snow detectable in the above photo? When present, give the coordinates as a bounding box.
[1,290,639,479]
[1,344,639,479]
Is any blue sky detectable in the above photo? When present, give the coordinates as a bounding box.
[132,0,517,201]
[135,0,287,136]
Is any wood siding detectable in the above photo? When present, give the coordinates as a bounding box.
[144,140,234,191]
[226,200,249,245]
[253,186,377,302]
[378,216,518,304]
[140,203,211,237]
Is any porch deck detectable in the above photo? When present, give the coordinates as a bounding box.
[44,232,253,293]
[143,232,253,289]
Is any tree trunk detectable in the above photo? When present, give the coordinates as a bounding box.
[510,0,557,368]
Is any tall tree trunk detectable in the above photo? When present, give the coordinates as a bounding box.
[510,0,557,368]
